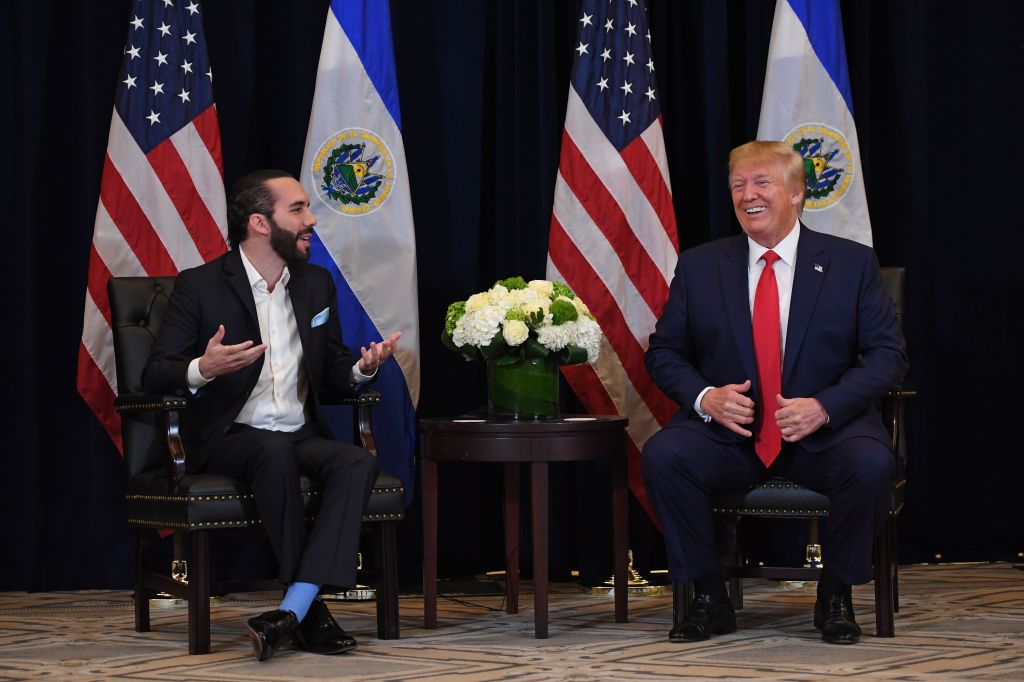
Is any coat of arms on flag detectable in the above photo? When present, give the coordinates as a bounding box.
[311,128,396,214]
[785,123,854,210]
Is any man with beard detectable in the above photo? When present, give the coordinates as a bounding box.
[143,169,401,661]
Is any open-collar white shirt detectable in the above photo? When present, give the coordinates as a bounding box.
[211,248,309,432]
[186,249,374,432]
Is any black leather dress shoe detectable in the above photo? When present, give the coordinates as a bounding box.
[292,599,357,655]
[669,593,737,642]
[246,609,299,661]
[814,593,861,644]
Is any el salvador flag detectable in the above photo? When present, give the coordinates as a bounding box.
[758,0,872,247]
[300,0,420,504]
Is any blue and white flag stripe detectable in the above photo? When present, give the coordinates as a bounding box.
[757,0,872,246]
[300,0,420,503]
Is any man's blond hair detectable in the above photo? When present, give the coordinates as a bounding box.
[729,141,806,208]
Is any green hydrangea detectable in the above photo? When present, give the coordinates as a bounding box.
[551,281,575,300]
[496,276,527,290]
[444,301,466,336]
[549,298,578,325]
[505,309,528,322]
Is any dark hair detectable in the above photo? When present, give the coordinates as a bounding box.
[226,169,294,247]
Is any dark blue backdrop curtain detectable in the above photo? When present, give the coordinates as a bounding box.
[4,0,1022,591]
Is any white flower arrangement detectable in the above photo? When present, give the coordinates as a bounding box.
[442,277,602,365]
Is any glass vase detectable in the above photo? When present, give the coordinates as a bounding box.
[486,356,559,419]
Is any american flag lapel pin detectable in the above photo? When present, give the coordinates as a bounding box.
[814,263,824,273]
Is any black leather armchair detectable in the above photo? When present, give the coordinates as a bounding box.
[109,276,404,654]
[672,267,914,638]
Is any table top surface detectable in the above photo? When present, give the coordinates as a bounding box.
[419,414,627,434]
[419,414,629,462]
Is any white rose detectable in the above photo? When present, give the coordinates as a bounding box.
[528,279,554,297]
[465,292,491,313]
[501,319,529,346]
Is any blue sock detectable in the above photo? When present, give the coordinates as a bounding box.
[278,581,320,622]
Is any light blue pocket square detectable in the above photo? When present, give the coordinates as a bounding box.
[311,307,330,328]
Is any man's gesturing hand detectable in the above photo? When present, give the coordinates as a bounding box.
[197,325,267,379]
[357,330,403,374]
[775,395,828,442]
[700,379,756,437]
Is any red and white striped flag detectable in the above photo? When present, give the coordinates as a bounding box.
[546,0,679,514]
[77,0,227,450]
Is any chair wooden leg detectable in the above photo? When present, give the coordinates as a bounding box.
[672,581,691,627]
[725,517,743,609]
[730,538,744,610]
[134,531,151,632]
[188,531,211,655]
[728,576,743,610]
[873,519,895,638]
[891,521,901,612]
[376,521,400,640]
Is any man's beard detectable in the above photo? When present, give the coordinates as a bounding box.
[268,216,310,264]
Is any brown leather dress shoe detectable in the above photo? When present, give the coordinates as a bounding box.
[814,593,861,644]
[292,599,357,655]
[246,609,299,661]
[669,593,737,642]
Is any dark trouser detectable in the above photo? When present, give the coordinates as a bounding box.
[641,425,893,586]
[205,423,379,589]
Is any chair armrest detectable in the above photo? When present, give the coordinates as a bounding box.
[114,394,189,412]
[882,381,916,476]
[320,388,382,407]
[114,393,189,492]
[320,389,383,457]
[887,381,917,401]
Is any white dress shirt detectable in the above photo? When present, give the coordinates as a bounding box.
[233,250,306,431]
[694,222,801,418]
[187,248,375,432]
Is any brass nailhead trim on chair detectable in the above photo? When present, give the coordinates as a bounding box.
[713,506,830,516]
[126,493,256,502]
[127,487,403,503]
[127,486,405,529]
[129,512,403,529]
[128,518,190,529]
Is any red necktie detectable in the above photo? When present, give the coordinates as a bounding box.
[752,250,782,467]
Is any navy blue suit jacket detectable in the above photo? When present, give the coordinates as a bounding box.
[142,248,360,472]
[645,226,907,452]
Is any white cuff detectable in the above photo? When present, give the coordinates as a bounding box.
[351,364,377,384]
[187,358,212,393]
[694,386,714,423]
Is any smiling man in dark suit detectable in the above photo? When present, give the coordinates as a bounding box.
[143,169,401,661]
[642,141,907,645]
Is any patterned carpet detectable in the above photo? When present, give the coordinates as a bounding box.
[0,563,1021,680]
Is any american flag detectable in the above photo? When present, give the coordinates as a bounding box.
[78,0,227,450]
[546,0,679,514]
